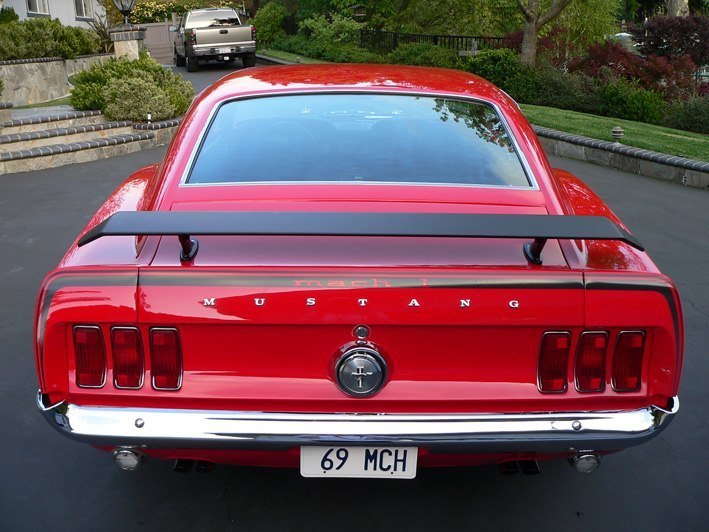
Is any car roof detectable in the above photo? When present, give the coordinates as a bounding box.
[198,64,516,106]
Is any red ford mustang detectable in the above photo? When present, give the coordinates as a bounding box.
[36,64,682,478]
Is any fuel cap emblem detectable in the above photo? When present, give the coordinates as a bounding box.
[336,348,386,397]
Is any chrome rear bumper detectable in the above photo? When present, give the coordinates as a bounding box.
[37,391,678,454]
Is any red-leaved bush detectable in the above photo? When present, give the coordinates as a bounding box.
[629,15,709,67]
[569,41,696,101]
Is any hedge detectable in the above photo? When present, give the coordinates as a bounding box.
[71,52,195,121]
[0,18,99,60]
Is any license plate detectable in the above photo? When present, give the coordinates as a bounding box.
[300,446,417,479]
[219,47,232,54]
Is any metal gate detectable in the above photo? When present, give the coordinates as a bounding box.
[143,21,175,65]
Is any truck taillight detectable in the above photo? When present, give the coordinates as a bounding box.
[112,327,144,389]
[150,328,182,390]
[538,332,570,393]
[612,331,645,392]
[185,29,196,45]
[251,26,257,41]
[575,332,607,392]
[74,326,106,388]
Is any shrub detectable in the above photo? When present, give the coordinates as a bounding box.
[461,49,538,103]
[251,2,287,47]
[71,52,194,120]
[299,13,361,45]
[131,0,239,24]
[0,18,99,60]
[103,75,175,121]
[0,7,19,24]
[272,34,381,64]
[598,78,666,124]
[385,43,460,69]
[663,97,709,134]
[569,40,697,101]
[532,67,602,114]
[629,15,709,66]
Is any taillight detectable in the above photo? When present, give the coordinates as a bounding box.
[538,332,570,393]
[150,328,182,390]
[612,331,645,392]
[185,29,196,45]
[251,26,257,41]
[112,327,144,389]
[74,326,106,388]
[575,332,607,392]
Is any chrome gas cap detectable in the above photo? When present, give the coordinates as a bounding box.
[336,348,386,397]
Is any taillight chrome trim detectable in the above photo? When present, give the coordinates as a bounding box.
[537,331,571,394]
[574,331,609,393]
[111,326,145,390]
[150,327,183,391]
[73,325,107,389]
[611,330,646,393]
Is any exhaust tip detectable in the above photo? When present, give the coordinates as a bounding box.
[569,453,600,474]
[114,449,142,471]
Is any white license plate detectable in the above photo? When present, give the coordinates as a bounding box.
[219,47,232,54]
[300,446,417,478]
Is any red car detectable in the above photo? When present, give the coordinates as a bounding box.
[36,64,682,478]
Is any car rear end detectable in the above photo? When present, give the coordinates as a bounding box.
[34,76,682,477]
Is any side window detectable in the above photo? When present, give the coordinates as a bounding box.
[27,0,50,15]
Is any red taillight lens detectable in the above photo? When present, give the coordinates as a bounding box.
[612,331,645,392]
[185,29,196,45]
[251,26,257,40]
[538,332,570,393]
[150,328,182,390]
[74,326,106,388]
[112,327,144,389]
[575,332,608,392]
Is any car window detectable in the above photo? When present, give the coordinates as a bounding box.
[185,10,240,28]
[187,94,532,188]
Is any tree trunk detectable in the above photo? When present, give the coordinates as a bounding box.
[665,0,689,17]
[520,21,539,67]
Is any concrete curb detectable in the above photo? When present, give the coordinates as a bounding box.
[534,126,709,190]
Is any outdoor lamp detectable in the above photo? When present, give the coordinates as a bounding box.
[112,0,137,27]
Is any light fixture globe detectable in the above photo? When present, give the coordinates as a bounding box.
[112,0,137,27]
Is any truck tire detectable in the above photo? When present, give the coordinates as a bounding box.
[242,53,256,68]
[175,46,186,67]
[186,51,199,72]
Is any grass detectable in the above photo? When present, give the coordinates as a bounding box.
[520,104,708,162]
[16,95,72,109]
[259,48,327,64]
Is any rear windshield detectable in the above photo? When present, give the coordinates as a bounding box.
[185,10,240,28]
[186,94,532,188]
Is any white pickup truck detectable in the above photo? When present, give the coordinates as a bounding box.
[172,7,257,72]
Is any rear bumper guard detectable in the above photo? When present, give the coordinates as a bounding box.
[37,391,678,454]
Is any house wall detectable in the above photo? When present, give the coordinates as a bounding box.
[3,0,105,29]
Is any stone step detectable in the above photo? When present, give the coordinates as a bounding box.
[0,110,105,135]
[0,121,133,151]
[0,132,155,175]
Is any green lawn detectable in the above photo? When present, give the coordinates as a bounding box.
[521,104,708,162]
[259,49,327,64]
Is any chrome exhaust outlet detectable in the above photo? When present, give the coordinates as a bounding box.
[114,449,142,471]
[569,453,600,474]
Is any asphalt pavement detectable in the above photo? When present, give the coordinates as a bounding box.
[0,64,707,531]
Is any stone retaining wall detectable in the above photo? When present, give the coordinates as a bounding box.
[0,55,113,105]
[534,126,709,190]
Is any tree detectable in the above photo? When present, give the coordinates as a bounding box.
[665,0,689,16]
[516,0,574,66]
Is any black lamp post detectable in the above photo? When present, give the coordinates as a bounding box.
[112,0,137,29]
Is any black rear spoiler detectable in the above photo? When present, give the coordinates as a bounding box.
[78,212,644,264]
